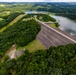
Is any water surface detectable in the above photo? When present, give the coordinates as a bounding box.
[52,16,76,36]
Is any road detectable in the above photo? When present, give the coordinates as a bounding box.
[36,20,76,49]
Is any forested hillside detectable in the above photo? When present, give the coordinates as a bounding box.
[0,17,41,57]
[0,44,76,75]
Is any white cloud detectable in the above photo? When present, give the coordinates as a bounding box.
[0,0,76,2]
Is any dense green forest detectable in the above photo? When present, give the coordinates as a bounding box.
[34,3,76,14]
[23,14,56,22]
[0,12,24,29]
[0,17,41,57]
[0,44,76,75]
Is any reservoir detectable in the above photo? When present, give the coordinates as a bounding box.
[52,16,76,36]
[25,11,76,36]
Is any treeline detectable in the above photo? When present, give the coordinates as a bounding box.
[56,13,76,21]
[0,19,41,57]
[0,12,24,29]
[24,14,56,22]
[0,44,76,75]
[34,3,76,14]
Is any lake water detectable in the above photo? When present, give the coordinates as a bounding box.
[25,11,76,36]
[52,16,76,36]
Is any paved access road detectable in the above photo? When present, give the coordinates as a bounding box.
[36,20,76,49]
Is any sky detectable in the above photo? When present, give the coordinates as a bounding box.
[0,0,76,2]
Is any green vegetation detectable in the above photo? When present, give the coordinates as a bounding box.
[0,3,33,13]
[0,18,41,57]
[0,18,3,21]
[4,45,17,57]
[22,14,58,28]
[17,39,45,53]
[0,12,24,29]
[47,22,59,28]
[1,3,76,20]
[0,3,76,15]
[55,23,59,27]
[0,14,25,32]
[1,3,76,14]
[35,3,76,14]
[3,55,9,61]
[0,2,76,75]
[0,11,10,17]
[0,44,76,75]
[48,23,57,28]
[24,14,56,22]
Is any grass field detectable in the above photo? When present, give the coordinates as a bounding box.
[0,11,10,16]
[0,18,3,21]
[0,14,25,33]
[48,23,58,28]
[0,4,5,7]
[17,39,45,53]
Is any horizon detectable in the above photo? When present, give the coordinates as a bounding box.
[0,2,76,3]
[0,0,76,2]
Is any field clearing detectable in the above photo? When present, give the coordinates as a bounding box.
[0,14,25,33]
[17,39,45,53]
[0,11,10,16]
[0,18,3,21]
[0,4,5,7]
[22,17,34,21]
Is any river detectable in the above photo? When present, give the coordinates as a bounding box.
[52,15,76,36]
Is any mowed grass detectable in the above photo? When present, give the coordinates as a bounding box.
[17,39,45,53]
[48,23,58,28]
[0,14,25,33]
